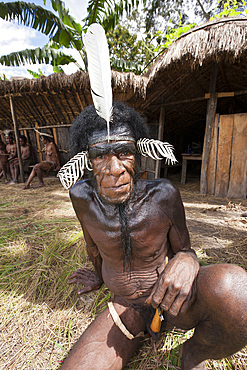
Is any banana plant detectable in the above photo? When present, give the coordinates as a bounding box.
[0,0,145,74]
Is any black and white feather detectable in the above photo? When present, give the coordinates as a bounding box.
[57,151,92,190]
[84,23,113,140]
[137,139,177,164]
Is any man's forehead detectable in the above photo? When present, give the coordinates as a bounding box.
[88,124,135,146]
[89,141,136,158]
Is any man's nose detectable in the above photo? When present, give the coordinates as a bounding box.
[106,155,125,176]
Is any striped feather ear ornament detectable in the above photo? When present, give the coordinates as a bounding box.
[137,139,177,164]
[57,151,92,190]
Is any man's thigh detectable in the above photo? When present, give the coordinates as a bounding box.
[61,297,146,370]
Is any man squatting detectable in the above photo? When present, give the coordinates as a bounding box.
[60,102,247,369]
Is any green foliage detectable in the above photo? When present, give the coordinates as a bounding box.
[0,0,147,75]
[210,0,247,18]
[27,68,44,78]
[107,24,155,74]
[0,46,76,67]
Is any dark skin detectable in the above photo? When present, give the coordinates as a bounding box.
[0,141,8,182]
[10,137,33,183]
[23,136,60,189]
[6,136,17,181]
[62,140,247,370]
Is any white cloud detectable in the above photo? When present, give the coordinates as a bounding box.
[65,0,88,22]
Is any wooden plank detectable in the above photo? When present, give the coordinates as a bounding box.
[207,114,219,195]
[200,63,218,194]
[228,114,247,199]
[214,115,233,197]
[155,100,165,179]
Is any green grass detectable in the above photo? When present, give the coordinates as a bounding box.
[0,181,246,369]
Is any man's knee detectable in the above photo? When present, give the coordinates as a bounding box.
[197,264,247,335]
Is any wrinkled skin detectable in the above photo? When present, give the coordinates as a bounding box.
[61,140,247,370]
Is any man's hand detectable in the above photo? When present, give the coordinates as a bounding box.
[146,252,199,316]
[68,268,103,295]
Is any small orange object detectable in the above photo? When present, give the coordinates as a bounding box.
[150,256,169,333]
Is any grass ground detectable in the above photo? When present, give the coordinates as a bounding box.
[0,177,246,369]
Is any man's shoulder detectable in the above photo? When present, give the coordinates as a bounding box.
[69,179,94,201]
[138,178,178,195]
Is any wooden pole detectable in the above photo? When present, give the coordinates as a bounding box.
[34,122,43,162]
[200,63,218,194]
[9,95,25,183]
[155,98,165,179]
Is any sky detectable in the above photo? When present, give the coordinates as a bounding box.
[0,0,88,79]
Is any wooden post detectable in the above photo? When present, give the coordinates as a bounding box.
[155,98,165,179]
[200,63,218,194]
[34,122,43,162]
[9,95,25,183]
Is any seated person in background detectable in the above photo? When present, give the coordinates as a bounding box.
[10,135,35,184]
[23,131,61,189]
[0,139,8,182]
[5,133,17,182]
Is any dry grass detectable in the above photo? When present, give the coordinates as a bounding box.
[0,177,246,369]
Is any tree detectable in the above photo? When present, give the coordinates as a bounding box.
[0,0,145,73]
[107,23,155,74]
[144,0,247,33]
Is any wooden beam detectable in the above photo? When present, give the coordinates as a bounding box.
[34,122,43,162]
[200,63,218,194]
[155,98,165,179]
[9,95,25,183]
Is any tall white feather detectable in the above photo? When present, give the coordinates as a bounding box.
[84,23,112,140]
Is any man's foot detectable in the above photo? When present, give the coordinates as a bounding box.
[33,182,45,188]
[22,184,30,190]
[9,180,18,184]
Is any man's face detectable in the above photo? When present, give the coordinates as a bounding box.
[89,141,136,204]
[6,136,13,144]
[20,138,26,146]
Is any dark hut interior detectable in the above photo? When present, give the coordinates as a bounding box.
[0,17,246,198]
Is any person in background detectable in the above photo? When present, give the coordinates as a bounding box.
[5,133,17,182]
[10,135,35,184]
[0,139,8,182]
[22,132,60,189]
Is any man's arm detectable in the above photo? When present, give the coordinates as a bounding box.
[146,184,199,316]
[68,186,104,294]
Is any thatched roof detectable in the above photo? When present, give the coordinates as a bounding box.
[0,71,147,131]
[1,17,247,139]
[141,17,247,137]
[146,17,247,83]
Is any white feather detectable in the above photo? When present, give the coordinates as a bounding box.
[84,23,112,140]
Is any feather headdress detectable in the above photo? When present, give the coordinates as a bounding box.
[84,23,112,140]
[57,24,177,190]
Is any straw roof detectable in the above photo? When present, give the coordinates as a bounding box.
[0,70,147,131]
[142,17,247,135]
[0,17,247,136]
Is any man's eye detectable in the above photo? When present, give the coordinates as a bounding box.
[119,151,130,157]
[95,154,105,160]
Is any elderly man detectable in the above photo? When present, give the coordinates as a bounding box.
[58,102,247,370]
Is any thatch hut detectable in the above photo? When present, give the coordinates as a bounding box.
[0,17,246,198]
[0,71,147,166]
[140,17,247,199]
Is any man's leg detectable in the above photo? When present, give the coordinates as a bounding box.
[23,167,36,189]
[180,264,247,369]
[60,297,146,370]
